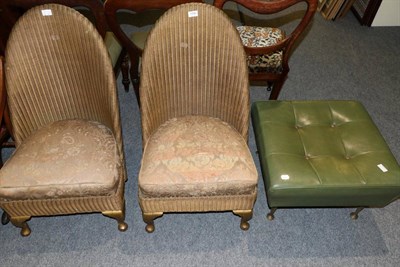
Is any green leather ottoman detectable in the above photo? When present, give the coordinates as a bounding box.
[251,100,400,219]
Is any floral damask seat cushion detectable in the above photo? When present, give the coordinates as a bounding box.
[139,116,258,198]
[237,26,285,74]
[0,119,120,201]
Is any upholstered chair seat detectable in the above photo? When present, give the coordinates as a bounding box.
[237,26,284,74]
[139,116,258,198]
[0,120,120,200]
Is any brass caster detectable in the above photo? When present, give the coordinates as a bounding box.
[240,221,250,231]
[266,208,277,221]
[145,224,155,233]
[20,225,31,237]
[350,207,364,220]
[266,213,275,221]
[1,211,10,225]
[350,212,358,220]
[118,222,128,232]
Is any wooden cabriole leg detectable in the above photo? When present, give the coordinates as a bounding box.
[233,209,253,231]
[1,210,10,225]
[266,82,273,92]
[142,212,163,233]
[102,209,128,232]
[121,54,130,92]
[269,79,285,100]
[129,55,141,105]
[10,216,31,237]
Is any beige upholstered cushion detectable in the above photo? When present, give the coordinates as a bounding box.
[237,26,285,73]
[139,116,258,198]
[0,119,120,201]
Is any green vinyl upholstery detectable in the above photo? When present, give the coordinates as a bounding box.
[252,100,400,209]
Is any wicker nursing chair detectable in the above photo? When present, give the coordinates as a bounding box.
[0,4,127,236]
[138,3,258,233]
[214,0,318,99]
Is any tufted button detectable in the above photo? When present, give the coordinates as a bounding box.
[345,156,350,160]
[331,123,336,128]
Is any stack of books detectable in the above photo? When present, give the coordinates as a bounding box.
[318,0,357,20]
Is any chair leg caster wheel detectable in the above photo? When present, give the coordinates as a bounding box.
[145,224,155,233]
[1,212,10,225]
[350,212,358,220]
[240,222,250,231]
[118,222,128,232]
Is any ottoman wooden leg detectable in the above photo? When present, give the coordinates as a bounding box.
[350,207,365,220]
[267,208,277,221]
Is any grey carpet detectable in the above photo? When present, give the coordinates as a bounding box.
[1,10,399,267]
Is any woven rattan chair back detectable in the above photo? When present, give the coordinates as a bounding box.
[2,0,107,38]
[2,0,127,80]
[105,0,204,96]
[140,2,249,145]
[5,4,121,150]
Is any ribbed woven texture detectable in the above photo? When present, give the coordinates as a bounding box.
[5,4,122,153]
[2,179,124,217]
[140,3,250,145]
[139,189,256,212]
[2,4,126,218]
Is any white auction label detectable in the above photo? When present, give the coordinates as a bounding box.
[41,9,53,16]
[377,164,388,172]
[188,10,198,17]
